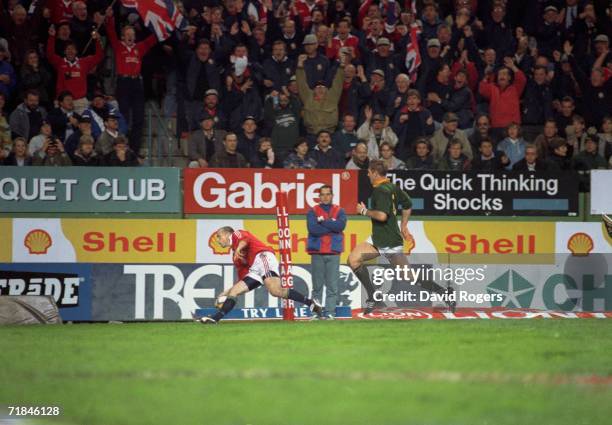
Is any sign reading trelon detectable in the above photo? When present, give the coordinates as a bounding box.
[0,167,181,213]
[359,171,580,216]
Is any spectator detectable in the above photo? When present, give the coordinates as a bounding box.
[469,114,499,151]
[392,89,435,161]
[103,136,139,167]
[105,7,157,156]
[187,112,227,168]
[72,135,101,166]
[379,141,406,170]
[430,112,473,161]
[572,136,607,182]
[297,53,344,138]
[597,116,612,161]
[46,26,103,114]
[0,43,16,99]
[2,137,30,166]
[302,34,332,88]
[405,138,437,170]
[32,137,72,166]
[222,63,263,131]
[237,116,261,164]
[65,115,93,160]
[357,108,398,160]
[472,138,509,172]
[548,138,572,170]
[264,90,301,161]
[513,143,549,171]
[332,113,359,160]
[441,68,474,130]
[19,50,52,109]
[28,121,53,157]
[366,69,391,116]
[339,64,370,121]
[326,18,360,61]
[48,92,79,143]
[346,141,370,170]
[209,133,249,168]
[497,123,527,170]
[366,38,400,90]
[478,58,526,138]
[0,92,9,151]
[0,4,45,68]
[9,90,47,141]
[521,65,554,142]
[307,130,345,169]
[437,139,472,171]
[70,1,102,56]
[566,115,589,155]
[250,137,276,168]
[96,112,122,156]
[84,93,128,140]
[284,138,317,169]
[263,41,295,93]
[193,89,228,133]
[554,96,577,138]
[306,184,346,319]
[534,119,559,158]
[386,73,411,118]
[426,63,452,123]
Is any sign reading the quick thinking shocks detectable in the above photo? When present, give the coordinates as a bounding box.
[359,171,579,216]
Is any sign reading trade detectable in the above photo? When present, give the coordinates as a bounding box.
[0,167,181,213]
[358,171,579,216]
[183,169,359,214]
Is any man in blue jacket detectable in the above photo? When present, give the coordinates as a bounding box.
[307,185,347,319]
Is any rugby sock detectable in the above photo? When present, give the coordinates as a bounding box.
[211,296,237,322]
[353,265,376,300]
[287,289,312,306]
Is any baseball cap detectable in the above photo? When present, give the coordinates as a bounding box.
[544,6,558,13]
[205,89,219,97]
[78,115,91,124]
[243,115,256,123]
[303,34,318,45]
[372,69,385,78]
[106,111,119,120]
[372,114,385,122]
[376,37,391,46]
[594,34,609,43]
[427,38,441,48]
[443,112,459,123]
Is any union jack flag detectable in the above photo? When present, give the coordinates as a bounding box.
[121,0,186,41]
[405,24,422,83]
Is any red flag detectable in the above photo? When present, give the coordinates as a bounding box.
[121,0,186,41]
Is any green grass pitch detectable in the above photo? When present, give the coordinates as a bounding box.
[2,320,612,425]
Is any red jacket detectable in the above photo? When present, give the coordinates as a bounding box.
[49,0,74,24]
[231,230,274,279]
[105,17,157,77]
[46,36,103,99]
[478,69,526,128]
[326,34,360,60]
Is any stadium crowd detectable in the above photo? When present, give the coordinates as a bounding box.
[0,0,610,174]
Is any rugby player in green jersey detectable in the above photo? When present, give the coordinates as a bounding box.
[348,160,455,313]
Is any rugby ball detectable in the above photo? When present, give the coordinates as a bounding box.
[215,295,227,309]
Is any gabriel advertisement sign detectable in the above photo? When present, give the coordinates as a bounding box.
[183,169,359,214]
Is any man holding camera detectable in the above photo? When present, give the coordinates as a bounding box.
[32,136,72,166]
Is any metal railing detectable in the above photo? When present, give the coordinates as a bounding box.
[145,101,178,167]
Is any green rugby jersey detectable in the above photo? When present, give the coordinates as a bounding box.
[370,179,413,248]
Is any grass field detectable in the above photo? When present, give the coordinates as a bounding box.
[2,320,612,425]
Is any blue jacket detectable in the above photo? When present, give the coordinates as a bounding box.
[307,203,346,254]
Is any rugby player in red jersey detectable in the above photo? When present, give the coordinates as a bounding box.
[196,227,323,324]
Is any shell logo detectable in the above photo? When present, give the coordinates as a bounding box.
[208,232,230,255]
[24,229,53,254]
[567,232,594,256]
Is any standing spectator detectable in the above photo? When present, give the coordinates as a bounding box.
[307,130,345,169]
[48,92,79,143]
[237,116,261,163]
[441,69,474,130]
[0,4,46,68]
[332,113,359,160]
[105,7,157,155]
[513,144,550,171]
[391,89,435,161]
[471,138,509,172]
[521,65,554,142]
[497,123,527,169]
[554,96,577,138]
[249,137,276,168]
[346,141,370,170]
[209,133,249,168]
[302,34,332,88]
[306,184,346,319]
[0,43,16,99]
[65,115,92,160]
[284,138,317,169]
[187,112,227,167]
[469,114,499,152]
[478,58,527,138]
[366,38,400,90]
[426,63,453,124]
[103,136,139,167]
[326,18,359,61]
[379,141,406,170]
[437,139,472,171]
[72,135,101,166]
[262,41,295,93]
[405,138,437,170]
[96,112,122,156]
[84,93,128,139]
[70,1,102,56]
[9,90,47,141]
[20,51,53,109]
[430,112,473,161]
[548,138,572,170]
[264,91,301,161]
[222,65,263,131]
[32,137,72,166]
[297,53,344,138]
[566,115,588,155]
[339,64,370,121]
[46,27,103,114]
[357,107,398,160]
[3,137,31,166]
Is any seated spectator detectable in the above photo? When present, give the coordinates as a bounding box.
[405,138,437,170]
[9,90,46,141]
[430,112,473,161]
[534,119,559,159]
[0,93,9,150]
[264,90,301,162]
[284,138,317,169]
[554,96,576,138]
[346,142,370,170]
[598,116,612,161]
[48,91,79,143]
[307,130,345,169]
[548,138,572,170]
[572,136,607,177]
[27,121,53,157]
[472,138,509,172]
[469,114,499,152]
[356,107,398,160]
[72,135,101,166]
[250,137,276,168]
[392,89,435,161]
[65,115,92,160]
[379,142,407,170]
[497,123,527,170]
[237,116,261,163]
[332,113,359,160]
[297,53,344,138]
[96,112,123,156]
[565,115,588,156]
[441,69,474,130]
[19,50,52,109]
[187,112,227,168]
[103,136,139,167]
[0,43,16,100]
[84,93,127,140]
[3,137,31,166]
[513,144,549,171]
[437,139,472,171]
[209,133,249,168]
[32,137,72,166]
